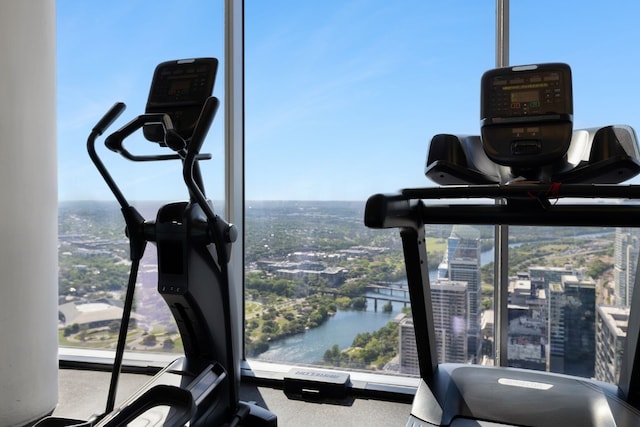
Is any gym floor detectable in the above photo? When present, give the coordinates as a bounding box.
[53,368,412,426]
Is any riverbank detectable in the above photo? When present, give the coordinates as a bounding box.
[245,293,369,357]
[252,299,405,364]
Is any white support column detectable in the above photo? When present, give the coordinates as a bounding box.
[225,0,245,374]
[0,1,58,425]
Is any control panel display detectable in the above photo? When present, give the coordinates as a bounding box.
[483,68,569,120]
[480,63,573,168]
[144,58,218,143]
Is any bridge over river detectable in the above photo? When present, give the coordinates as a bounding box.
[315,282,411,311]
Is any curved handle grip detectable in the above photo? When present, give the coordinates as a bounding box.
[105,113,176,153]
[92,102,126,136]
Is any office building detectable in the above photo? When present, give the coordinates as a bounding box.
[398,315,419,376]
[431,279,469,363]
[529,265,583,299]
[614,227,640,306]
[548,275,596,377]
[595,305,630,384]
[438,225,482,362]
[507,277,547,371]
[398,279,469,370]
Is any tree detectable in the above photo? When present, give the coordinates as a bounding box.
[323,344,341,364]
[163,338,175,351]
[382,300,393,313]
[352,332,371,348]
[142,334,157,346]
[322,321,399,369]
[63,323,80,337]
[351,297,367,310]
[262,320,279,335]
[586,259,609,279]
[108,320,120,333]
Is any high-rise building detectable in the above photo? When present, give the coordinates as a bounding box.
[529,265,583,299]
[507,277,547,371]
[595,305,629,384]
[614,227,640,306]
[398,315,419,376]
[438,225,481,362]
[431,279,468,363]
[397,279,469,371]
[548,280,567,368]
[548,275,596,377]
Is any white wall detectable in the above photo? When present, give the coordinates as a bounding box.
[0,1,58,425]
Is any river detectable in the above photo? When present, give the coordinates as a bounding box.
[254,230,613,365]
[255,299,407,364]
[254,246,495,365]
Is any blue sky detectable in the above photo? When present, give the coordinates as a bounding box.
[57,1,640,202]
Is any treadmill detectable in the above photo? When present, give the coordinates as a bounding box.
[365,63,640,426]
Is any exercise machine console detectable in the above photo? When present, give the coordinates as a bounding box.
[427,63,640,185]
[37,58,276,426]
[480,63,573,168]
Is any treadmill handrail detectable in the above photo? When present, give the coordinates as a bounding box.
[364,183,640,411]
[366,183,640,230]
[401,182,640,201]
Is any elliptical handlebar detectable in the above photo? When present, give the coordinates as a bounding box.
[87,103,130,209]
[181,96,237,265]
[104,112,212,162]
[92,102,126,136]
[87,99,218,213]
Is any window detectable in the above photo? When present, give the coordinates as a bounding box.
[244,1,494,373]
[505,226,619,379]
[57,1,224,355]
[501,1,640,382]
[56,1,640,389]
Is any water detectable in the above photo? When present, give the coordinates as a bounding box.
[255,300,405,364]
[255,248,496,365]
[255,231,613,365]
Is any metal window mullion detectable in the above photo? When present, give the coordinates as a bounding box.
[494,0,509,367]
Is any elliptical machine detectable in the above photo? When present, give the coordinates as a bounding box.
[38,58,276,426]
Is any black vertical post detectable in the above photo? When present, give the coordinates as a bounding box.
[400,225,439,385]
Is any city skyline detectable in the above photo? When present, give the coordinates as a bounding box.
[58,199,636,382]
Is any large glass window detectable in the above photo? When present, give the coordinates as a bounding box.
[55,1,640,389]
[244,1,494,373]
[244,0,640,384]
[57,1,224,354]
[504,226,617,378]
[501,2,640,382]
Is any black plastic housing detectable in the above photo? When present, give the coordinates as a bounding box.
[144,58,218,143]
[480,63,573,167]
[425,126,640,185]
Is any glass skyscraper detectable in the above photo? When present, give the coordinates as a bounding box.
[438,225,482,362]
